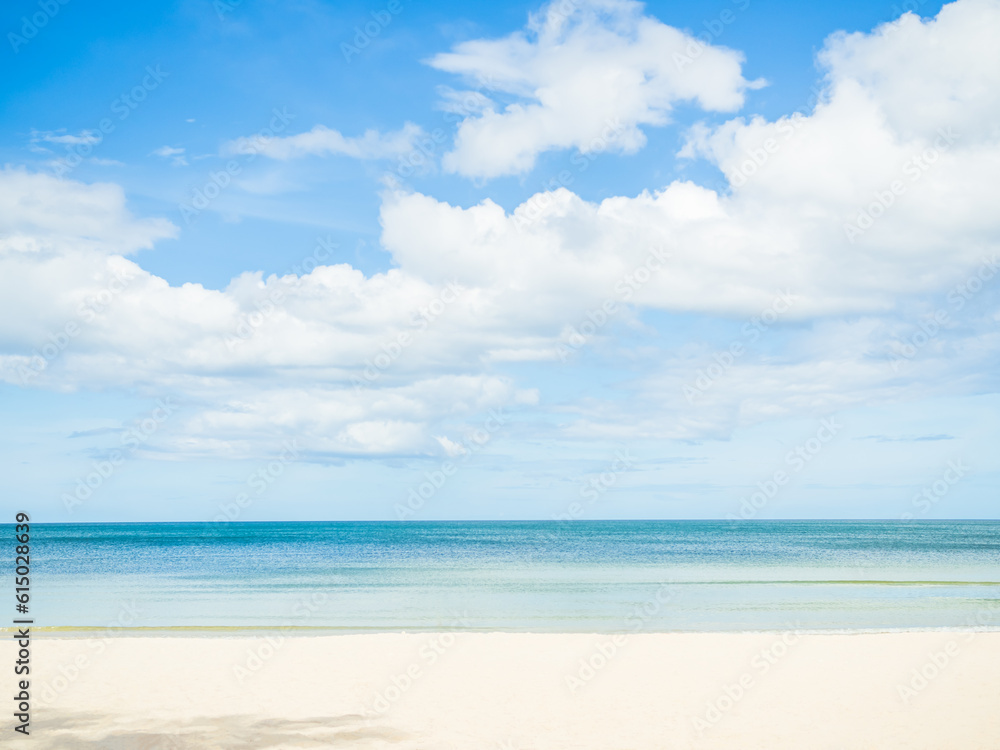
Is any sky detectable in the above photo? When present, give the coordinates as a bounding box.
[1,0,998,522]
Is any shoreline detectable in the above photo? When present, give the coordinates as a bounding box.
[8,624,1000,637]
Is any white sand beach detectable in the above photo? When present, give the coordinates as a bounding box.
[7,631,999,749]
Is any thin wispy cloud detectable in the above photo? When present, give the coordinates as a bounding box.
[223,123,426,161]
[151,145,188,166]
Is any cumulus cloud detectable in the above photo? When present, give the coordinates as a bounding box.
[818,0,1000,143]
[0,168,176,258]
[224,122,425,161]
[428,0,763,178]
[381,0,1000,321]
[384,0,1000,428]
[3,0,1000,458]
[0,168,541,458]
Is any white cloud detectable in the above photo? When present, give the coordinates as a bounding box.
[555,313,1000,441]
[428,0,763,178]
[3,0,1000,459]
[224,123,425,161]
[0,168,535,457]
[435,434,469,457]
[386,0,1000,322]
[818,0,1000,143]
[30,129,102,147]
[435,86,494,116]
[152,145,188,166]
[0,168,176,258]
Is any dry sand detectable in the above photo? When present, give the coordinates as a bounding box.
[5,631,999,749]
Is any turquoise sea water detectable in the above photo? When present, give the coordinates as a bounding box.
[7,521,1000,632]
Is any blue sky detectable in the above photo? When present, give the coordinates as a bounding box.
[2,0,998,521]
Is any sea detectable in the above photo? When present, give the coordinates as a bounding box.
[8,520,1000,633]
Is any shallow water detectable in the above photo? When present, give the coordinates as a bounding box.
[10,520,1000,632]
